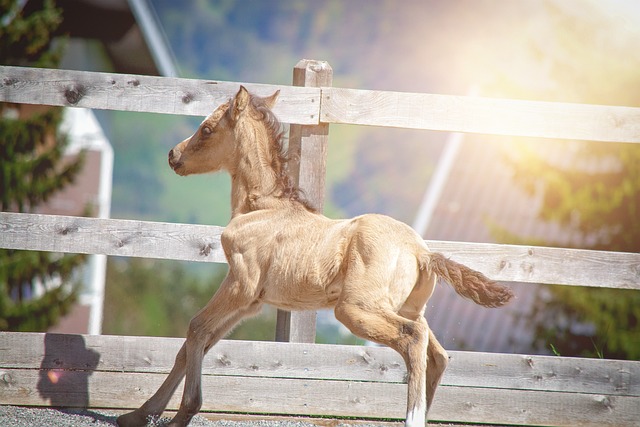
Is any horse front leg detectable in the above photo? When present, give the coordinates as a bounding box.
[117,276,261,427]
[116,343,187,427]
[168,281,262,427]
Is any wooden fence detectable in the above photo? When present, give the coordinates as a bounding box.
[1,62,639,426]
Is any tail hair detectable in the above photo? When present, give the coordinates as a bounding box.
[425,252,514,308]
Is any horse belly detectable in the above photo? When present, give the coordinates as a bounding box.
[225,211,351,310]
[258,246,345,311]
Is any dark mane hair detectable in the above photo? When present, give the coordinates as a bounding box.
[250,95,316,212]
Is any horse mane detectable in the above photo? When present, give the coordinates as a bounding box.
[249,95,317,213]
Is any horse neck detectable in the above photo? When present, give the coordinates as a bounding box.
[229,121,282,217]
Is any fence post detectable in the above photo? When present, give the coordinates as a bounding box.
[275,59,333,343]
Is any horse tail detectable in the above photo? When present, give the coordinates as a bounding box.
[423,252,514,308]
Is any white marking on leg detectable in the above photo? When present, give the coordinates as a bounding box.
[405,405,426,427]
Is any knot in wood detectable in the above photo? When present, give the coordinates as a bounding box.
[2,77,17,86]
[360,351,374,365]
[217,354,231,366]
[182,93,195,104]
[200,243,213,257]
[521,262,534,275]
[56,224,79,235]
[64,84,86,105]
[525,357,534,368]
[596,395,614,410]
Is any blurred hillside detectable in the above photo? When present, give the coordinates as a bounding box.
[111,0,640,226]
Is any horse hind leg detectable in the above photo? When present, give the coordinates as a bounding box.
[426,328,448,413]
[335,301,429,427]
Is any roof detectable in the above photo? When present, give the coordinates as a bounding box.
[421,135,578,355]
[23,0,178,77]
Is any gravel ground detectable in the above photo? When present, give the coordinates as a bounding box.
[0,406,403,427]
[0,406,490,427]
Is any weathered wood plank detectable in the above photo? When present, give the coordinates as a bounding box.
[2,212,639,289]
[320,87,640,143]
[1,333,638,397]
[0,212,226,263]
[1,369,406,418]
[426,240,640,290]
[5,66,640,143]
[0,65,320,124]
[1,368,637,426]
[0,333,405,384]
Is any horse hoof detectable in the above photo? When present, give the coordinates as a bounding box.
[116,410,148,427]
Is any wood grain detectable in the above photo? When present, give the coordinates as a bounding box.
[2,368,638,426]
[320,87,640,143]
[2,213,638,289]
[426,240,640,290]
[0,212,226,263]
[1,332,638,426]
[0,65,320,124]
[2,333,637,397]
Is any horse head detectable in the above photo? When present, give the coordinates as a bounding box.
[168,86,279,176]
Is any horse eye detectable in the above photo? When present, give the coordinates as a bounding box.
[201,126,213,136]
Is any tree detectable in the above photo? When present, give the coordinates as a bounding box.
[500,141,640,360]
[491,2,640,360]
[0,0,86,331]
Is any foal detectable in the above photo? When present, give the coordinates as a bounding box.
[117,86,513,427]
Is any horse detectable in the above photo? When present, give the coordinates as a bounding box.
[117,86,514,427]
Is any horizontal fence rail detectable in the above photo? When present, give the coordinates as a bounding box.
[2,66,640,142]
[320,87,640,142]
[1,212,639,290]
[0,212,226,263]
[0,65,320,124]
[1,332,638,427]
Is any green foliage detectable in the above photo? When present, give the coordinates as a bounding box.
[509,142,640,252]
[0,250,82,331]
[0,0,86,331]
[0,0,64,68]
[103,258,215,337]
[103,258,279,340]
[0,108,84,210]
[489,4,640,360]
[502,111,640,360]
[531,284,640,360]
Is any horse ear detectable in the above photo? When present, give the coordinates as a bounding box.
[263,90,280,109]
[232,85,250,120]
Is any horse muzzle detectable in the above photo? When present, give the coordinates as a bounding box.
[168,148,184,173]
